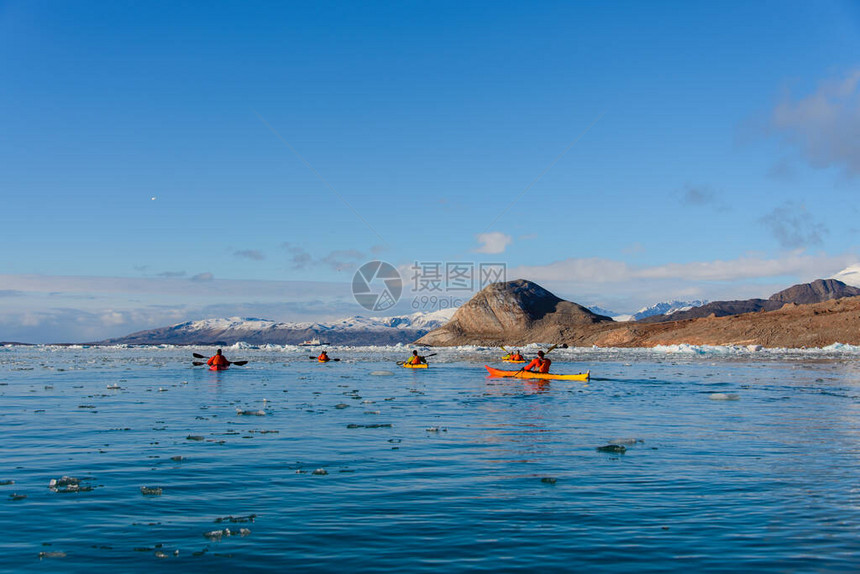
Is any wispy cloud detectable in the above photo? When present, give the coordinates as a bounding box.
[282,243,367,272]
[157,271,186,278]
[474,232,513,254]
[321,250,364,272]
[770,69,860,176]
[759,202,827,249]
[282,243,313,269]
[234,249,265,261]
[190,272,214,282]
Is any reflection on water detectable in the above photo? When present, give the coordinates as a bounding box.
[0,345,859,572]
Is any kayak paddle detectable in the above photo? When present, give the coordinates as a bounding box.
[514,344,559,377]
[192,360,248,367]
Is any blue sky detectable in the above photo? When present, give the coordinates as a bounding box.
[2,1,860,342]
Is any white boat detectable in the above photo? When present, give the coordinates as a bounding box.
[299,338,324,346]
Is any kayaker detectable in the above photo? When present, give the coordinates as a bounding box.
[318,350,330,362]
[406,350,426,365]
[511,350,524,361]
[523,350,551,374]
[207,349,230,369]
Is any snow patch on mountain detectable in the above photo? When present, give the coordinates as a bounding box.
[831,264,860,289]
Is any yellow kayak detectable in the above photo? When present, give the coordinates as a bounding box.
[502,359,526,364]
[484,365,589,381]
[401,363,428,369]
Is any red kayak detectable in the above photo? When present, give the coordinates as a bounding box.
[209,365,229,371]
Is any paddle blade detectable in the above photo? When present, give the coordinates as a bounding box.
[192,353,207,359]
[192,361,206,366]
[231,361,248,366]
[545,344,558,355]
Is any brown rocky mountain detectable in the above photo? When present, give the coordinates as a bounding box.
[638,279,860,323]
[415,279,613,346]
[416,278,860,348]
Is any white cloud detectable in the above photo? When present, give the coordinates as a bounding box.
[770,69,860,176]
[474,232,513,254]
[513,252,856,284]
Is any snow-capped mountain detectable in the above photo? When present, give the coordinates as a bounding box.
[99,308,458,346]
[630,300,708,321]
[588,300,708,322]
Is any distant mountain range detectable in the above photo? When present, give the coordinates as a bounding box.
[95,265,860,348]
[97,309,456,346]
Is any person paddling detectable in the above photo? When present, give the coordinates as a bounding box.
[523,350,551,374]
[318,350,330,362]
[511,350,524,361]
[405,350,426,365]
[207,349,230,369]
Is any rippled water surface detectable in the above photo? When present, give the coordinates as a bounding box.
[1,344,860,572]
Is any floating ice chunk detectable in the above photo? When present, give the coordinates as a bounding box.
[140,486,163,496]
[709,393,740,401]
[312,468,328,475]
[370,371,394,376]
[0,480,14,485]
[596,444,626,454]
[425,426,447,432]
[608,438,643,446]
[170,455,184,462]
[214,514,256,523]
[236,409,265,416]
[335,403,350,409]
[106,384,121,390]
[204,529,230,541]
[9,493,26,501]
[49,476,95,493]
[38,551,66,559]
[541,477,557,484]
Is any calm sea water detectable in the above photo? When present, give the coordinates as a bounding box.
[1,344,859,572]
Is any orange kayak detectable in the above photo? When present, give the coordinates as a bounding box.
[484,365,589,381]
[209,365,229,371]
